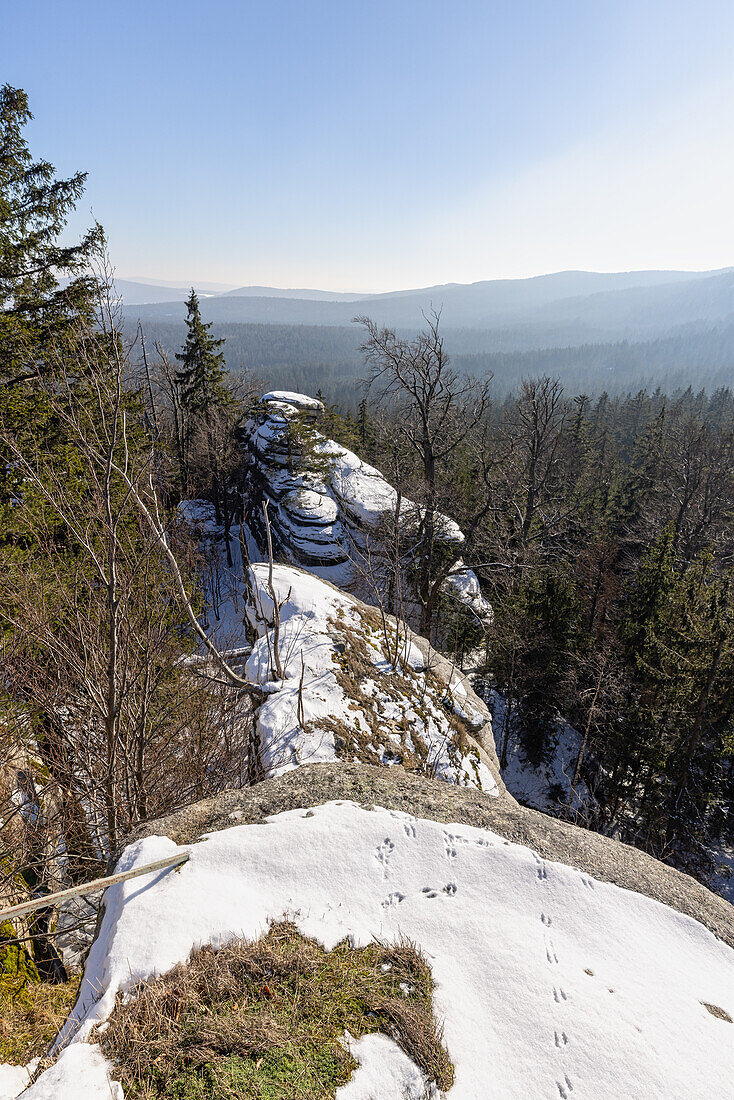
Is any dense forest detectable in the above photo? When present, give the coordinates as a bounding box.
[344,377,734,885]
[278,313,731,889]
[127,316,734,405]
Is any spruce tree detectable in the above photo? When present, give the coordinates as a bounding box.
[0,84,101,384]
[175,289,228,416]
[0,85,102,549]
[175,289,231,522]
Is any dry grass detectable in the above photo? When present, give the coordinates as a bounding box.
[318,611,479,784]
[0,971,80,1064]
[99,920,453,1099]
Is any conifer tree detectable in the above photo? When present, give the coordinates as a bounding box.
[0,85,102,550]
[175,290,232,524]
[175,289,228,417]
[0,84,101,385]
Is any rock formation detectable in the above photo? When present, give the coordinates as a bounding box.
[242,390,492,623]
[243,563,498,792]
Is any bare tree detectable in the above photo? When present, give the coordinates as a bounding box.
[356,310,492,636]
[0,275,258,971]
[511,376,569,552]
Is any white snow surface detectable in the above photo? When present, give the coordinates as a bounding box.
[174,509,495,792]
[488,690,590,815]
[0,1064,32,1100]
[259,390,325,411]
[13,800,734,1099]
[327,438,463,544]
[442,562,493,623]
[12,1046,122,1100]
[710,842,734,905]
[337,1033,437,1099]
[244,563,496,792]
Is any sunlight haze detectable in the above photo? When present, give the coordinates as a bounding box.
[2,0,733,289]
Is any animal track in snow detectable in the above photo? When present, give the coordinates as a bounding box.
[553,986,569,1003]
[579,874,595,890]
[442,831,469,863]
[556,1074,574,1097]
[375,837,395,878]
[403,821,417,839]
[381,891,405,909]
[554,1031,569,1048]
[545,938,559,965]
[541,913,552,926]
[421,883,457,900]
[533,852,548,880]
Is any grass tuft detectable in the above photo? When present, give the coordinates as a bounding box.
[99,920,454,1098]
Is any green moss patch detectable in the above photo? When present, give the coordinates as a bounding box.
[100,920,453,1099]
[0,934,79,1064]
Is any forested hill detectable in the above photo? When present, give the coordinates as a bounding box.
[127,267,734,335]
[127,317,734,403]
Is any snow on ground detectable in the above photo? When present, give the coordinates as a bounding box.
[245,563,496,791]
[337,1033,437,1099]
[487,690,590,816]
[710,843,734,905]
[0,1064,33,1100]
[177,498,261,649]
[10,800,733,1099]
[6,1046,121,1100]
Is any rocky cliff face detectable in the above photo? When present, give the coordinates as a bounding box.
[241,390,492,623]
[243,563,499,793]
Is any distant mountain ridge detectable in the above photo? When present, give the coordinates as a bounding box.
[124,267,734,350]
[220,285,370,301]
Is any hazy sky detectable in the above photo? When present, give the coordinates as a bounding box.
[3,0,734,290]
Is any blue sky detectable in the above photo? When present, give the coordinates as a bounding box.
[3,1,734,289]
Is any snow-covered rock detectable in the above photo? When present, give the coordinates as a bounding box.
[0,1063,33,1099]
[244,563,498,792]
[242,391,492,623]
[15,799,734,1099]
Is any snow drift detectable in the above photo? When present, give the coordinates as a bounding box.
[6,800,733,1099]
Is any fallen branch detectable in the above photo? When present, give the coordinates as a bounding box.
[0,852,190,923]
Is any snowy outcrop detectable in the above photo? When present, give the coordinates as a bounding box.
[242,391,492,622]
[14,799,734,1099]
[244,563,498,792]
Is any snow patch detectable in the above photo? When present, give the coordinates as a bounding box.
[244,564,496,791]
[23,800,734,1099]
[12,1045,121,1099]
[337,1033,437,1099]
[488,689,590,815]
